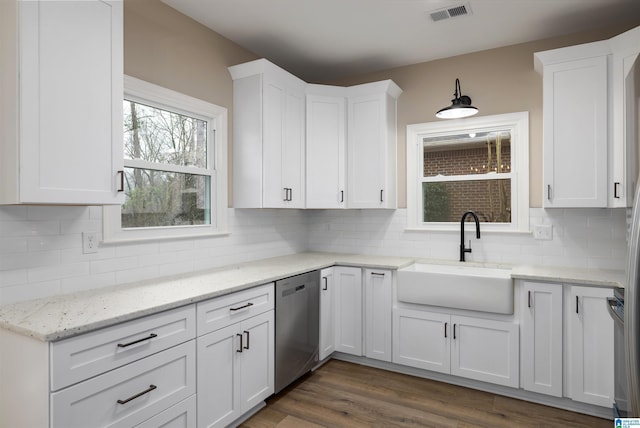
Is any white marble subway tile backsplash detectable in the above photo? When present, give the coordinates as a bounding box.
[0,205,627,304]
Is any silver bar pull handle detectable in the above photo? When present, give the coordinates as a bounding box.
[547,184,552,201]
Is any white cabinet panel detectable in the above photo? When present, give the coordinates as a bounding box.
[229,59,306,208]
[567,285,614,407]
[521,281,563,397]
[540,53,608,208]
[347,82,401,209]
[135,396,196,428]
[364,269,392,362]
[319,267,335,360]
[334,266,363,355]
[0,0,123,204]
[197,310,274,428]
[51,305,196,391]
[51,341,196,428]
[394,308,519,388]
[450,315,519,388]
[306,90,346,208]
[394,308,450,373]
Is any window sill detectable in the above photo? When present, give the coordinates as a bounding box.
[101,230,230,246]
[404,226,531,235]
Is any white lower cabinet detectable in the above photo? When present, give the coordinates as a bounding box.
[394,307,519,388]
[51,341,196,428]
[364,269,393,362]
[520,281,563,397]
[333,266,363,355]
[319,267,336,360]
[135,396,197,428]
[196,284,275,428]
[566,285,614,407]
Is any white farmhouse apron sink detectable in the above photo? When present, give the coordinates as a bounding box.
[397,263,513,314]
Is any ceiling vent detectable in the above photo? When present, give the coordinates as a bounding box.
[427,3,472,22]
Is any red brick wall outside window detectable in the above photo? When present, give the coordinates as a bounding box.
[422,139,511,223]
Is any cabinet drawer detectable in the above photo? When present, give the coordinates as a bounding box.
[51,305,196,391]
[51,341,196,428]
[134,395,196,428]
[197,283,274,336]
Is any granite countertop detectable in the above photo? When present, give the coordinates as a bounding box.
[0,251,625,342]
[0,252,413,342]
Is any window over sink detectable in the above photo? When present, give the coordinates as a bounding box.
[406,112,529,233]
[104,76,228,242]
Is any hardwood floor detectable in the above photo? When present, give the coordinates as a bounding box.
[241,360,611,428]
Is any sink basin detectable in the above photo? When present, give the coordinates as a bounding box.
[397,263,513,314]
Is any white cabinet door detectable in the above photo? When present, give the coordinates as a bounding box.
[450,315,519,388]
[567,286,614,407]
[334,266,363,356]
[364,269,392,362]
[521,281,563,397]
[238,311,274,413]
[197,324,241,428]
[1,0,123,204]
[610,24,640,207]
[306,91,346,208]
[197,311,274,428]
[540,53,608,208]
[393,308,450,374]
[347,81,401,209]
[319,267,335,360]
[229,59,305,209]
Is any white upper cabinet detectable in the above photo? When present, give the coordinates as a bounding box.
[610,25,640,208]
[347,81,402,209]
[306,85,347,209]
[536,25,640,208]
[0,0,124,205]
[229,59,306,208]
[536,41,610,208]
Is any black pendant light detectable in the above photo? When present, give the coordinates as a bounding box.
[436,78,478,119]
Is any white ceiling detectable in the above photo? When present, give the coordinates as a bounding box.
[161,0,640,82]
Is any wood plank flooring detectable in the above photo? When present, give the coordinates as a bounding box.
[241,360,611,428]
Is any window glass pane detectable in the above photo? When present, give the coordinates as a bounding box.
[123,100,208,168]
[422,179,511,223]
[423,131,511,177]
[121,167,211,228]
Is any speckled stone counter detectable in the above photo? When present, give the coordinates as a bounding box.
[511,265,625,288]
[0,252,413,342]
[0,252,625,342]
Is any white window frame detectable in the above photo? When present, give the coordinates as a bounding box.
[406,111,529,233]
[103,75,228,243]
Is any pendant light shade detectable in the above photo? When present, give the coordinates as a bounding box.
[436,78,478,119]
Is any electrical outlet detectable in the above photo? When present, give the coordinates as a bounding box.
[82,232,98,254]
[533,224,553,240]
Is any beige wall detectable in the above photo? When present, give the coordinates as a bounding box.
[124,0,258,206]
[329,22,640,208]
[124,1,639,209]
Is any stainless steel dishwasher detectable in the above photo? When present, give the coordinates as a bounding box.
[275,270,320,393]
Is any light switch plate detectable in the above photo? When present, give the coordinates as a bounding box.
[533,224,553,240]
